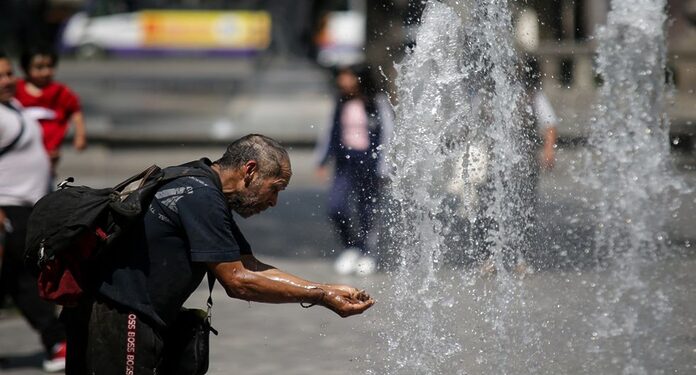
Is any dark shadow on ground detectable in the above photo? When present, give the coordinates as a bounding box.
[0,351,43,370]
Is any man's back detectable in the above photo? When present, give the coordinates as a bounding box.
[96,159,251,327]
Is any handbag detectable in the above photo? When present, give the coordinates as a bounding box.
[162,272,219,375]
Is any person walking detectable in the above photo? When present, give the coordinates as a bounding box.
[62,134,375,374]
[479,56,558,277]
[15,45,86,174]
[0,51,66,373]
[315,65,393,276]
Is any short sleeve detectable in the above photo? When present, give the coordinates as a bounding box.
[58,85,81,116]
[172,186,243,263]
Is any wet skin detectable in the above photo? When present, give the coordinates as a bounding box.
[209,158,375,317]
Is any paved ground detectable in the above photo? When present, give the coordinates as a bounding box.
[1,145,695,374]
[2,255,695,374]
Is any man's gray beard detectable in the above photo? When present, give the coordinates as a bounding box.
[227,192,257,217]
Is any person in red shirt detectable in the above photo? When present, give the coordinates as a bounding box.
[15,46,87,172]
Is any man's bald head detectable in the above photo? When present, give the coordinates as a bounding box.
[215,134,291,179]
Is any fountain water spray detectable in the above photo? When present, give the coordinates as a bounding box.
[584,0,688,373]
[380,0,688,373]
[382,0,543,373]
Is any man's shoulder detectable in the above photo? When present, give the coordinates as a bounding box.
[153,174,222,206]
[178,174,217,189]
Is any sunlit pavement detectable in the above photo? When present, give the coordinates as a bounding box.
[1,146,695,374]
[2,255,695,374]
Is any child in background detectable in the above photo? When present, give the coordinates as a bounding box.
[315,65,393,276]
[15,46,86,173]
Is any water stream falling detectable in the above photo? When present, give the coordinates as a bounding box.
[583,0,688,373]
[379,0,688,373]
[382,0,540,373]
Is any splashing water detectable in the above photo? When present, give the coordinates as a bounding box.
[379,0,689,373]
[382,0,541,373]
[584,0,689,373]
[381,6,468,372]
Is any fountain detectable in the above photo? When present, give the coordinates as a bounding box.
[583,0,689,373]
[378,0,690,373]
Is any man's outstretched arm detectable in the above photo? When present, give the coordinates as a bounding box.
[208,255,374,317]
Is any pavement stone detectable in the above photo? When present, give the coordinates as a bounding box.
[2,255,695,374]
[2,146,695,374]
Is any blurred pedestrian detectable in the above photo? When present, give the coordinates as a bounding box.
[479,56,558,277]
[315,65,393,276]
[522,56,557,172]
[0,51,66,372]
[15,45,86,175]
[62,134,375,374]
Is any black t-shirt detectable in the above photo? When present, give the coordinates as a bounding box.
[97,159,251,328]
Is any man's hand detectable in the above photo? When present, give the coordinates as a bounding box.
[320,284,375,318]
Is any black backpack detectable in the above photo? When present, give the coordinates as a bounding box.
[24,163,209,306]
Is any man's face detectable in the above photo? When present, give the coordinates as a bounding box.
[227,163,291,218]
[0,59,16,103]
[27,55,55,88]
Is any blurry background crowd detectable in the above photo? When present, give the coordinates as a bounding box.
[0,0,695,148]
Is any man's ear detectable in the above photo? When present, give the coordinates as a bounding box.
[243,160,258,186]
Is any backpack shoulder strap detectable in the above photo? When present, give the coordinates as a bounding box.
[160,166,210,182]
[205,270,218,335]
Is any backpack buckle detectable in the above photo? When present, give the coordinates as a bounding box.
[38,239,46,264]
[57,177,75,190]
